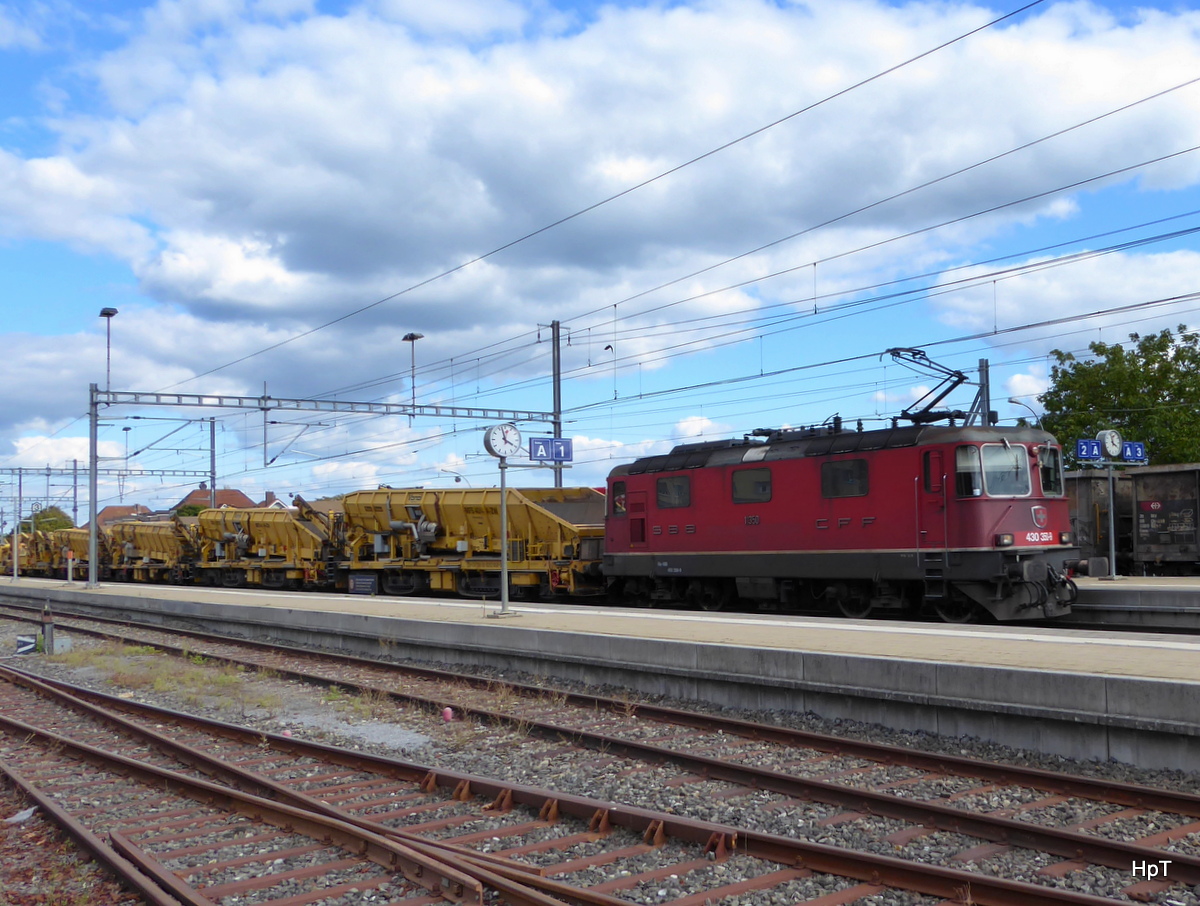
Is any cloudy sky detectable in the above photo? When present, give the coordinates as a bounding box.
[1,0,1199,519]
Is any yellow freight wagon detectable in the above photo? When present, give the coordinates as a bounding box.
[52,528,110,580]
[342,486,605,598]
[108,519,197,583]
[194,498,342,589]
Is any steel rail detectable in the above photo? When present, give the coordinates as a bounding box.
[23,615,1195,885]
[0,703,488,905]
[13,602,1198,819]
[0,756,210,906]
[2,665,1158,906]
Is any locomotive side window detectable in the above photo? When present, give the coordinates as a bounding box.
[611,481,627,515]
[981,443,1031,496]
[1039,446,1065,496]
[955,446,982,497]
[732,468,771,503]
[656,475,691,508]
[821,459,868,498]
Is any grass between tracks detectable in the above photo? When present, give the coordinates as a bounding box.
[49,641,285,718]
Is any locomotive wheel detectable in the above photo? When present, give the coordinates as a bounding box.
[827,582,873,619]
[836,594,873,619]
[934,589,981,623]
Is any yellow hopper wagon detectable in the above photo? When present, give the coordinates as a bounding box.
[108,519,198,584]
[342,486,606,599]
[194,497,342,590]
[52,528,110,581]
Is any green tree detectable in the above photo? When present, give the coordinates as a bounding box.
[1041,326,1200,467]
[176,504,206,517]
[28,506,73,532]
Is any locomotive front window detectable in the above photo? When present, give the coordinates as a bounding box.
[732,468,771,503]
[656,475,691,508]
[1038,446,1065,496]
[821,459,868,498]
[955,446,982,497]
[611,481,627,515]
[981,443,1031,497]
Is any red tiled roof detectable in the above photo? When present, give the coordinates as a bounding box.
[173,488,257,510]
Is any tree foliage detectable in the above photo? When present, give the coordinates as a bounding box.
[1041,326,1200,467]
[27,506,73,532]
[176,504,205,517]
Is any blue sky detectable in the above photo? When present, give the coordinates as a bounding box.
[2,0,1200,519]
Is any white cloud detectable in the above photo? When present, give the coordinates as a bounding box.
[6,0,1200,504]
[0,9,41,49]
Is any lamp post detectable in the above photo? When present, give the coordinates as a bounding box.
[99,308,118,391]
[1007,397,1042,428]
[403,332,424,424]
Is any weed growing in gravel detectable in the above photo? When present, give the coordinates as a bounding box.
[340,687,395,720]
[322,685,346,704]
[440,718,478,751]
[49,643,277,718]
[485,680,520,713]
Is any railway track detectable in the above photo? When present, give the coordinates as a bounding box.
[0,605,1198,903]
[0,660,1183,906]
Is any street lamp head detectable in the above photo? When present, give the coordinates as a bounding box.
[403,332,424,342]
[99,307,119,319]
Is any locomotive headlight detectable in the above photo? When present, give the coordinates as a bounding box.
[1060,532,1072,545]
[995,533,1014,547]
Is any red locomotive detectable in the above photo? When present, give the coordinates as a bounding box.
[604,419,1080,622]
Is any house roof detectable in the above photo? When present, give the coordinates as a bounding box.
[173,488,257,511]
[88,504,152,529]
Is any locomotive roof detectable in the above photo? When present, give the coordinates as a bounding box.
[610,423,1058,477]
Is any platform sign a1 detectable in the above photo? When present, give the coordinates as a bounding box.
[1075,438,1102,461]
[528,437,573,462]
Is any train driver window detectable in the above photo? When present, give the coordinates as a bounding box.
[821,459,868,498]
[732,468,771,503]
[1038,446,1065,496]
[955,446,983,497]
[981,443,1031,496]
[656,475,691,508]
[611,481,627,515]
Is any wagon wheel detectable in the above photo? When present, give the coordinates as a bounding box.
[934,588,982,623]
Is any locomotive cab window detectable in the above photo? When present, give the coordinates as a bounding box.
[981,443,1031,497]
[732,468,771,503]
[821,459,868,498]
[656,475,691,508]
[611,481,627,515]
[1038,446,1065,496]
[955,446,982,497]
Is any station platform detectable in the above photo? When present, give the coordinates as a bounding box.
[1,578,1197,772]
[1068,575,1200,630]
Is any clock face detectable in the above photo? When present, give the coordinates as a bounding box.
[1099,429,1123,458]
[485,423,522,458]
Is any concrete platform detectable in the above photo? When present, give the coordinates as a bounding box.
[1067,576,1200,630]
[2,578,1198,772]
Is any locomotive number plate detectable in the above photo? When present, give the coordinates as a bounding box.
[1025,531,1055,543]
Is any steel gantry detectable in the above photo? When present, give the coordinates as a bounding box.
[86,385,559,587]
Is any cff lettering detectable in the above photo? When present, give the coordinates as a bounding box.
[1132,859,1171,879]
